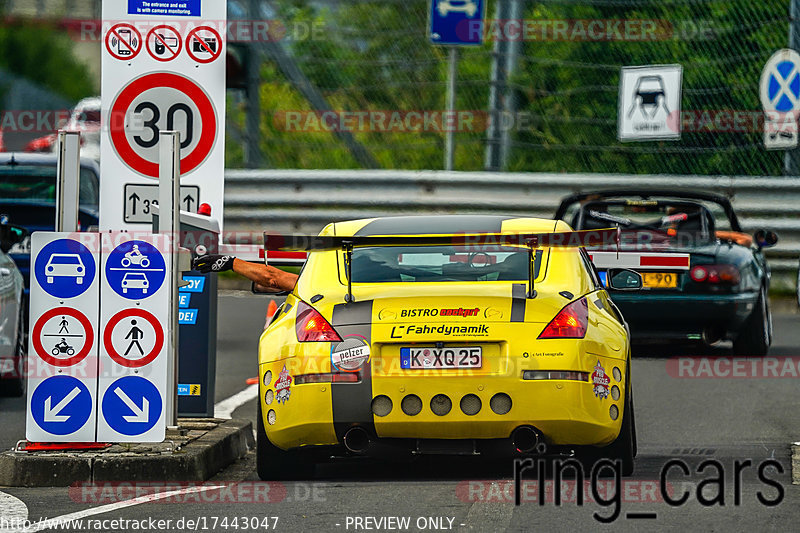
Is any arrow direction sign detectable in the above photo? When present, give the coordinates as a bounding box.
[124,184,200,223]
[28,376,94,438]
[115,387,150,423]
[183,193,195,211]
[43,387,81,422]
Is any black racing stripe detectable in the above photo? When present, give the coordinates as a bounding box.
[511,284,526,322]
[331,300,375,441]
[355,215,513,236]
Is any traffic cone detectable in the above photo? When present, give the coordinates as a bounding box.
[267,299,278,319]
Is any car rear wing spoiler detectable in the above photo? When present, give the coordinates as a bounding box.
[263,228,619,304]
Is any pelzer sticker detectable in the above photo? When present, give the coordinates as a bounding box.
[274,365,292,404]
[331,335,371,372]
[591,360,610,399]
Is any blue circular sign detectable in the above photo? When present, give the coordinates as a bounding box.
[105,241,166,300]
[34,239,96,299]
[767,60,800,112]
[102,376,163,436]
[30,376,93,435]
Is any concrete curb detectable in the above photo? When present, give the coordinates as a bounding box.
[0,419,254,487]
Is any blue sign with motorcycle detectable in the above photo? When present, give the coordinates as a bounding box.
[30,376,93,435]
[429,0,485,45]
[33,239,96,299]
[105,240,166,300]
[101,376,163,436]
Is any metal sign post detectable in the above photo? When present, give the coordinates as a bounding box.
[55,131,81,232]
[445,48,458,171]
[159,131,181,429]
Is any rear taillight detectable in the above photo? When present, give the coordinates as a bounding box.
[538,298,589,339]
[294,372,360,384]
[295,301,342,342]
[690,264,740,284]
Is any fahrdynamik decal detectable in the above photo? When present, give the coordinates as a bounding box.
[274,364,293,404]
[591,360,610,399]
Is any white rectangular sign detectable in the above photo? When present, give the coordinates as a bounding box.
[26,233,101,443]
[618,64,682,142]
[96,233,172,442]
[124,183,200,224]
[100,0,226,231]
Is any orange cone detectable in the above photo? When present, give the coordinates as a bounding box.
[267,299,278,318]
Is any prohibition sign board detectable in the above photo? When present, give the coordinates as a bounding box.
[146,25,182,62]
[186,26,223,64]
[105,23,142,61]
[104,308,164,368]
[32,307,94,367]
[109,72,217,178]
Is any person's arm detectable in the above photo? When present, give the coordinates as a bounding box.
[192,254,299,292]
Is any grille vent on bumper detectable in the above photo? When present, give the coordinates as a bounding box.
[460,394,482,416]
[430,394,452,416]
[401,394,423,416]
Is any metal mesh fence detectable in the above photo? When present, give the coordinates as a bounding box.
[228,1,793,175]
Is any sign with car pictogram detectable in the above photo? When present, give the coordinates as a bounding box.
[27,233,101,442]
[618,64,683,142]
[97,233,171,442]
[100,0,226,231]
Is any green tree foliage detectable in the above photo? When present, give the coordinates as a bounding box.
[0,22,94,102]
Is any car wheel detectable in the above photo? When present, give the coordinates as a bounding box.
[256,400,314,480]
[0,311,26,397]
[732,288,770,356]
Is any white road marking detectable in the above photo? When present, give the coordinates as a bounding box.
[214,383,259,419]
[19,485,222,533]
[0,491,28,533]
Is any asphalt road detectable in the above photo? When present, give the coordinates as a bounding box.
[1,293,800,532]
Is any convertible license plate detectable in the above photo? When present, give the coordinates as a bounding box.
[400,347,482,369]
[642,272,678,288]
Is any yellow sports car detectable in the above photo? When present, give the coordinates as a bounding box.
[256,215,641,479]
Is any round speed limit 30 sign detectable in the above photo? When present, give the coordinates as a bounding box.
[109,72,218,178]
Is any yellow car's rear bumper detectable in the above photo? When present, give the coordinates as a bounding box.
[258,356,627,452]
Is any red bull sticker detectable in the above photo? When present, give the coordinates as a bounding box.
[274,365,292,404]
[331,335,371,372]
[591,360,610,399]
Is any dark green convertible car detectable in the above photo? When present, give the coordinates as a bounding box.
[555,190,777,355]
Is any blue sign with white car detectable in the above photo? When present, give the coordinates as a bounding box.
[105,241,165,300]
[429,0,485,45]
[33,239,96,299]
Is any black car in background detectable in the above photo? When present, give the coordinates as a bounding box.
[555,190,777,355]
[0,153,100,319]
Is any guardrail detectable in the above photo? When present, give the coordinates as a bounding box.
[223,170,800,291]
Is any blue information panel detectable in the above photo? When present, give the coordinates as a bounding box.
[33,239,96,299]
[30,376,93,435]
[430,0,485,46]
[101,376,163,436]
[105,241,166,300]
[179,309,198,325]
[180,276,205,293]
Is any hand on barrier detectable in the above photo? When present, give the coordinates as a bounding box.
[192,254,235,273]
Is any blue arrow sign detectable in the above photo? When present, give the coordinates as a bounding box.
[105,241,166,300]
[34,239,96,299]
[430,0,485,46]
[30,376,93,435]
[102,376,163,436]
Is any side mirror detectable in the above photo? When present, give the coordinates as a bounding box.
[251,281,289,297]
[0,222,29,254]
[753,230,778,249]
[607,268,643,291]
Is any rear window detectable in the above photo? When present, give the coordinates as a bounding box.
[0,165,99,208]
[348,246,544,283]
